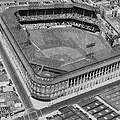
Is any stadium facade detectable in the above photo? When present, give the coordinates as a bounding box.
[0,0,120,106]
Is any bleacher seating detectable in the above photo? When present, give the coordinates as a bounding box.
[21,19,100,33]
[16,6,98,26]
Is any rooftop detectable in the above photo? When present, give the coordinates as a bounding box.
[0,74,9,82]
[105,13,120,32]
[91,0,110,3]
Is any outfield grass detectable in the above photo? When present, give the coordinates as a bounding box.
[26,27,107,67]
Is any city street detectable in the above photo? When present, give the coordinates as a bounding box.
[0,34,34,111]
[0,38,41,120]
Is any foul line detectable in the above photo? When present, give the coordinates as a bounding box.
[31,41,40,51]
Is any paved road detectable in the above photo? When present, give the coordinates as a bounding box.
[0,38,33,111]
[0,18,42,119]
[0,40,40,120]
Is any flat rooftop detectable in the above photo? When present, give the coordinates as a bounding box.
[106,14,120,33]
[2,5,120,77]
[91,0,110,3]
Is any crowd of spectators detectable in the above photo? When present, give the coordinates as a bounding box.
[20,12,98,25]
[22,20,99,33]
[17,7,100,34]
